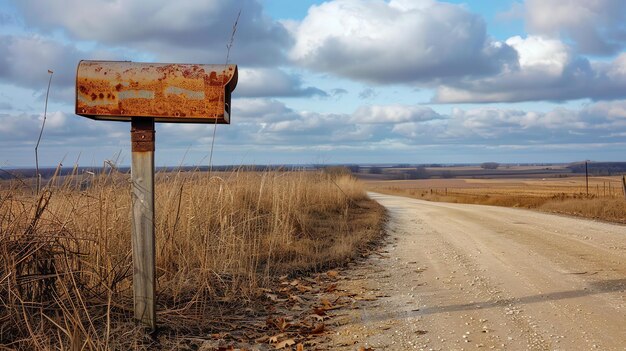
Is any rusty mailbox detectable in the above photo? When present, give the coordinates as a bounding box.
[75,60,238,331]
[76,60,238,123]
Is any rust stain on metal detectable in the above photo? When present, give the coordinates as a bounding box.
[75,60,237,124]
[131,118,155,152]
[131,128,155,152]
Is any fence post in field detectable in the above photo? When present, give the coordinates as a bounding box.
[585,161,589,196]
[622,175,626,200]
[75,61,238,331]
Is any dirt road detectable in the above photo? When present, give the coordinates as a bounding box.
[324,193,626,350]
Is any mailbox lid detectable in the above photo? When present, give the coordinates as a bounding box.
[75,61,237,124]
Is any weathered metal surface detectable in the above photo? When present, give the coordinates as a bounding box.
[131,118,155,152]
[75,60,237,123]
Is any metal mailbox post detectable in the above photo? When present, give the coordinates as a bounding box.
[75,60,238,331]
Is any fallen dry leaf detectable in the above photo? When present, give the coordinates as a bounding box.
[255,335,270,343]
[290,295,305,303]
[321,299,332,308]
[310,323,325,334]
[296,343,304,351]
[310,314,325,322]
[275,339,295,349]
[324,283,337,293]
[269,333,285,343]
[326,270,339,279]
[296,284,313,292]
[267,317,290,332]
[303,277,318,284]
[313,307,326,316]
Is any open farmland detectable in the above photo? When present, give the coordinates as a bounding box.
[365,176,626,224]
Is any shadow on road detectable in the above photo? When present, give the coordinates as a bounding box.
[414,278,626,316]
[350,278,626,323]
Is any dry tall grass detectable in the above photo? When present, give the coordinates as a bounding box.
[0,169,383,349]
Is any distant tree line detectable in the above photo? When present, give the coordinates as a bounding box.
[369,166,383,174]
[567,162,626,176]
[480,162,500,170]
[405,166,430,179]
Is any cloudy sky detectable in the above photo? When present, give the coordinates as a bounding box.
[1,0,625,167]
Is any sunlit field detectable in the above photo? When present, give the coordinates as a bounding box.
[367,176,626,224]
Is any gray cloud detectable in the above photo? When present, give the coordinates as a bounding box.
[0,34,132,108]
[433,37,626,103]
[236,68,327,98]
[524,0,626,55]
[0,11,15,25]
[290,0,518,84]
[438,102,626,146]
[0,111,129,168]
[0,35,86,90]
[0,111,126,149]
[0,35,324,106]
[358,88,377,100]
[234,99,626,148]
[13,0,290,67]
[351,105,443,124]
[330,88,348,97]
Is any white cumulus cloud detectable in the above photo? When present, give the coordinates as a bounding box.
[524,0,626,55]
[289,0,517,84]
[505,35,570,74]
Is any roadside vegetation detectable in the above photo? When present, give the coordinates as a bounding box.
[0,168,385,349]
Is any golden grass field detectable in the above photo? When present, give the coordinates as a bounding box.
[366,176,626,224]
[0,170,384,350]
